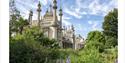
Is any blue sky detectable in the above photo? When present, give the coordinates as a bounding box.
[14,0,117,38]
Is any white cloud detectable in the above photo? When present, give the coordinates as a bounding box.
[74,0,117,16]
[81,11,87,15]
[40,0,48,6]
[61,15,72,26]
[16,0,37,10]
[88,21,92,25]
[92,22,98,30]
[62,19,71,26]
[63,15,71,20]
[88,0,101,15]
[64,8,82,19]
[76,24,83,31]
[88,20,102,31]
[74,23,88,33]
[14,0,52,20]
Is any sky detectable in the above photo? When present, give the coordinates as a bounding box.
[14,0,117,38]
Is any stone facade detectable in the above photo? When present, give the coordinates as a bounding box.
[28,0,84,50]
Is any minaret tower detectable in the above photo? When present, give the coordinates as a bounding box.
[59,0,63,47]
[37,1,41,27]
[53,0,57,23]
[28,10,33,26]
[52,0,58,39]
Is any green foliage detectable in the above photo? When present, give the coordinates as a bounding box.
[17,17,29,34]
[10,26,65,63]
[10,37,62,63]
[22,26,59,48]
[76,9,118,63]
[77,48,103,63]
[101,46,117,63]
[105,36,117,48]
[10,16,29,36]
[86,31,105,43]
[103,8,118,47]
[103,8,117,37]
[10,36,47,63]
[9,0,29,36]
[86,31,105,52]
[9,0,21,36]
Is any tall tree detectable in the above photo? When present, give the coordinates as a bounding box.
[9,0,20,36]
[9,0,29,35]
[103,8,118,48]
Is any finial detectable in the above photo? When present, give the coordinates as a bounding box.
[53,0,57,9]
[38,1,41,7]
[60,0,62,9]
[37,1,41,12]
[59,0,63,16]
[59,0,62,11]
[53,0,57,3]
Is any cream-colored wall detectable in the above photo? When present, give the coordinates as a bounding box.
[31,20,38,26]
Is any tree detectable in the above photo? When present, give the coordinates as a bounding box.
[103,8,118,48]
[17,17,29,34]
[86,31,105,52]
[86,31,105,43]
[9,0,21,36]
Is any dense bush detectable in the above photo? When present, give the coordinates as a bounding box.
[10,37,47,63]
[10,27,64,63]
